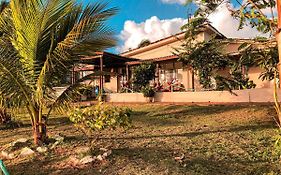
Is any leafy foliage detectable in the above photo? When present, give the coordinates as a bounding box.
[0,94,21,128]
[0,107,11,125]
[178,0,279,91]
[0,92,12,125]
[216,72,256,91]
[69,103,132,135]
[141,86,156,97]
[187,0,277,34]
[0,0,118,144]
[238,39,278,81]
[138,39,151,48]
[186,0,281,132]
[177,38,256,90]
[132,63,156,91]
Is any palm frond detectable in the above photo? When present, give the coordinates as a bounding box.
[0,0,118,120]
[47,71,113,115]
[9,0,74,70]
[41,2,118,95]
[0,42,33,107]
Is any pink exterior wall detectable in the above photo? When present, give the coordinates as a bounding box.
[106,88,281,103]
[104,76,118,93]
[248,67,272,88]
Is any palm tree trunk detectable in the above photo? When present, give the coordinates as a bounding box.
[32,108,47,145]
[33,124,40,145]
[33,122,47,145]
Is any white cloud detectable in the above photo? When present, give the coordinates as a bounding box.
[118,16,187,52]
[160,0,186,4]
[208,2,268,38]
[118,2,269,53]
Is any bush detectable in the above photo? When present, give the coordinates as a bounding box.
[132,63,156,91]
[141,86,155,97]
[69,103,132,135]
[0,107,11,125]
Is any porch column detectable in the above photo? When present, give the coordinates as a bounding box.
[126,65,129,82]
[191,69,195,91]
[99,55,104,95]
[156,63,160,85]
[172,62,176,92]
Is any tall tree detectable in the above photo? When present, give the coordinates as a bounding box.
[0,0,117,145]
[177,38,256,91]
[185,0,281,124]
[186,0,277,69]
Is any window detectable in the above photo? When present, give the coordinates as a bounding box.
[159,69,178,83]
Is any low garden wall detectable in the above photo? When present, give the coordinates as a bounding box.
[105,88,281,103]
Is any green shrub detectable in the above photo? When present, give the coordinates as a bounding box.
[0,107,11,124]
[69,103,132,134]
[141,86,155,97]
[132,63,156,91]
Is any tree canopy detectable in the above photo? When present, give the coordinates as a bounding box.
[176,0,279,91]
[138,39,151,48]
[183,0,281,125]
[0,0,118,144]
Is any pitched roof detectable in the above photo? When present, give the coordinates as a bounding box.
[120,23,226,57]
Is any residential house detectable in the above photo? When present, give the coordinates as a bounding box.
[73,24,273,96]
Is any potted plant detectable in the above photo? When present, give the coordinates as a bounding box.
[141,86,156,102]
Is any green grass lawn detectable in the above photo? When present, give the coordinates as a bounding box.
[0,104,280,175]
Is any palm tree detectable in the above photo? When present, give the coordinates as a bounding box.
[138,39,151,48]
[0,0,117,145]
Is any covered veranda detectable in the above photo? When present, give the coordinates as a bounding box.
[73,52,136,97]
[125,55,194,92]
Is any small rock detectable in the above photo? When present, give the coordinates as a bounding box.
[174,154,185,161]
[76,146,91,154]
[10,138,29,150]
[53,135,64,142]
[20,147,34,157]
[68,156,80,165]
[1,151,15,159]
[1,151,8,157]
[96,155,103,161]
[36,146,48,153]
[12,138,28,145]
[102,150,112,158]
[50,141,60,149]
[100,148,108,152]
[80,156,95,164]
[49,170,63,175]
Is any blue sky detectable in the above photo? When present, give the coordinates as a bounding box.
[107,0,191,34]
[83,0,192,33]
[81,0,193,53]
